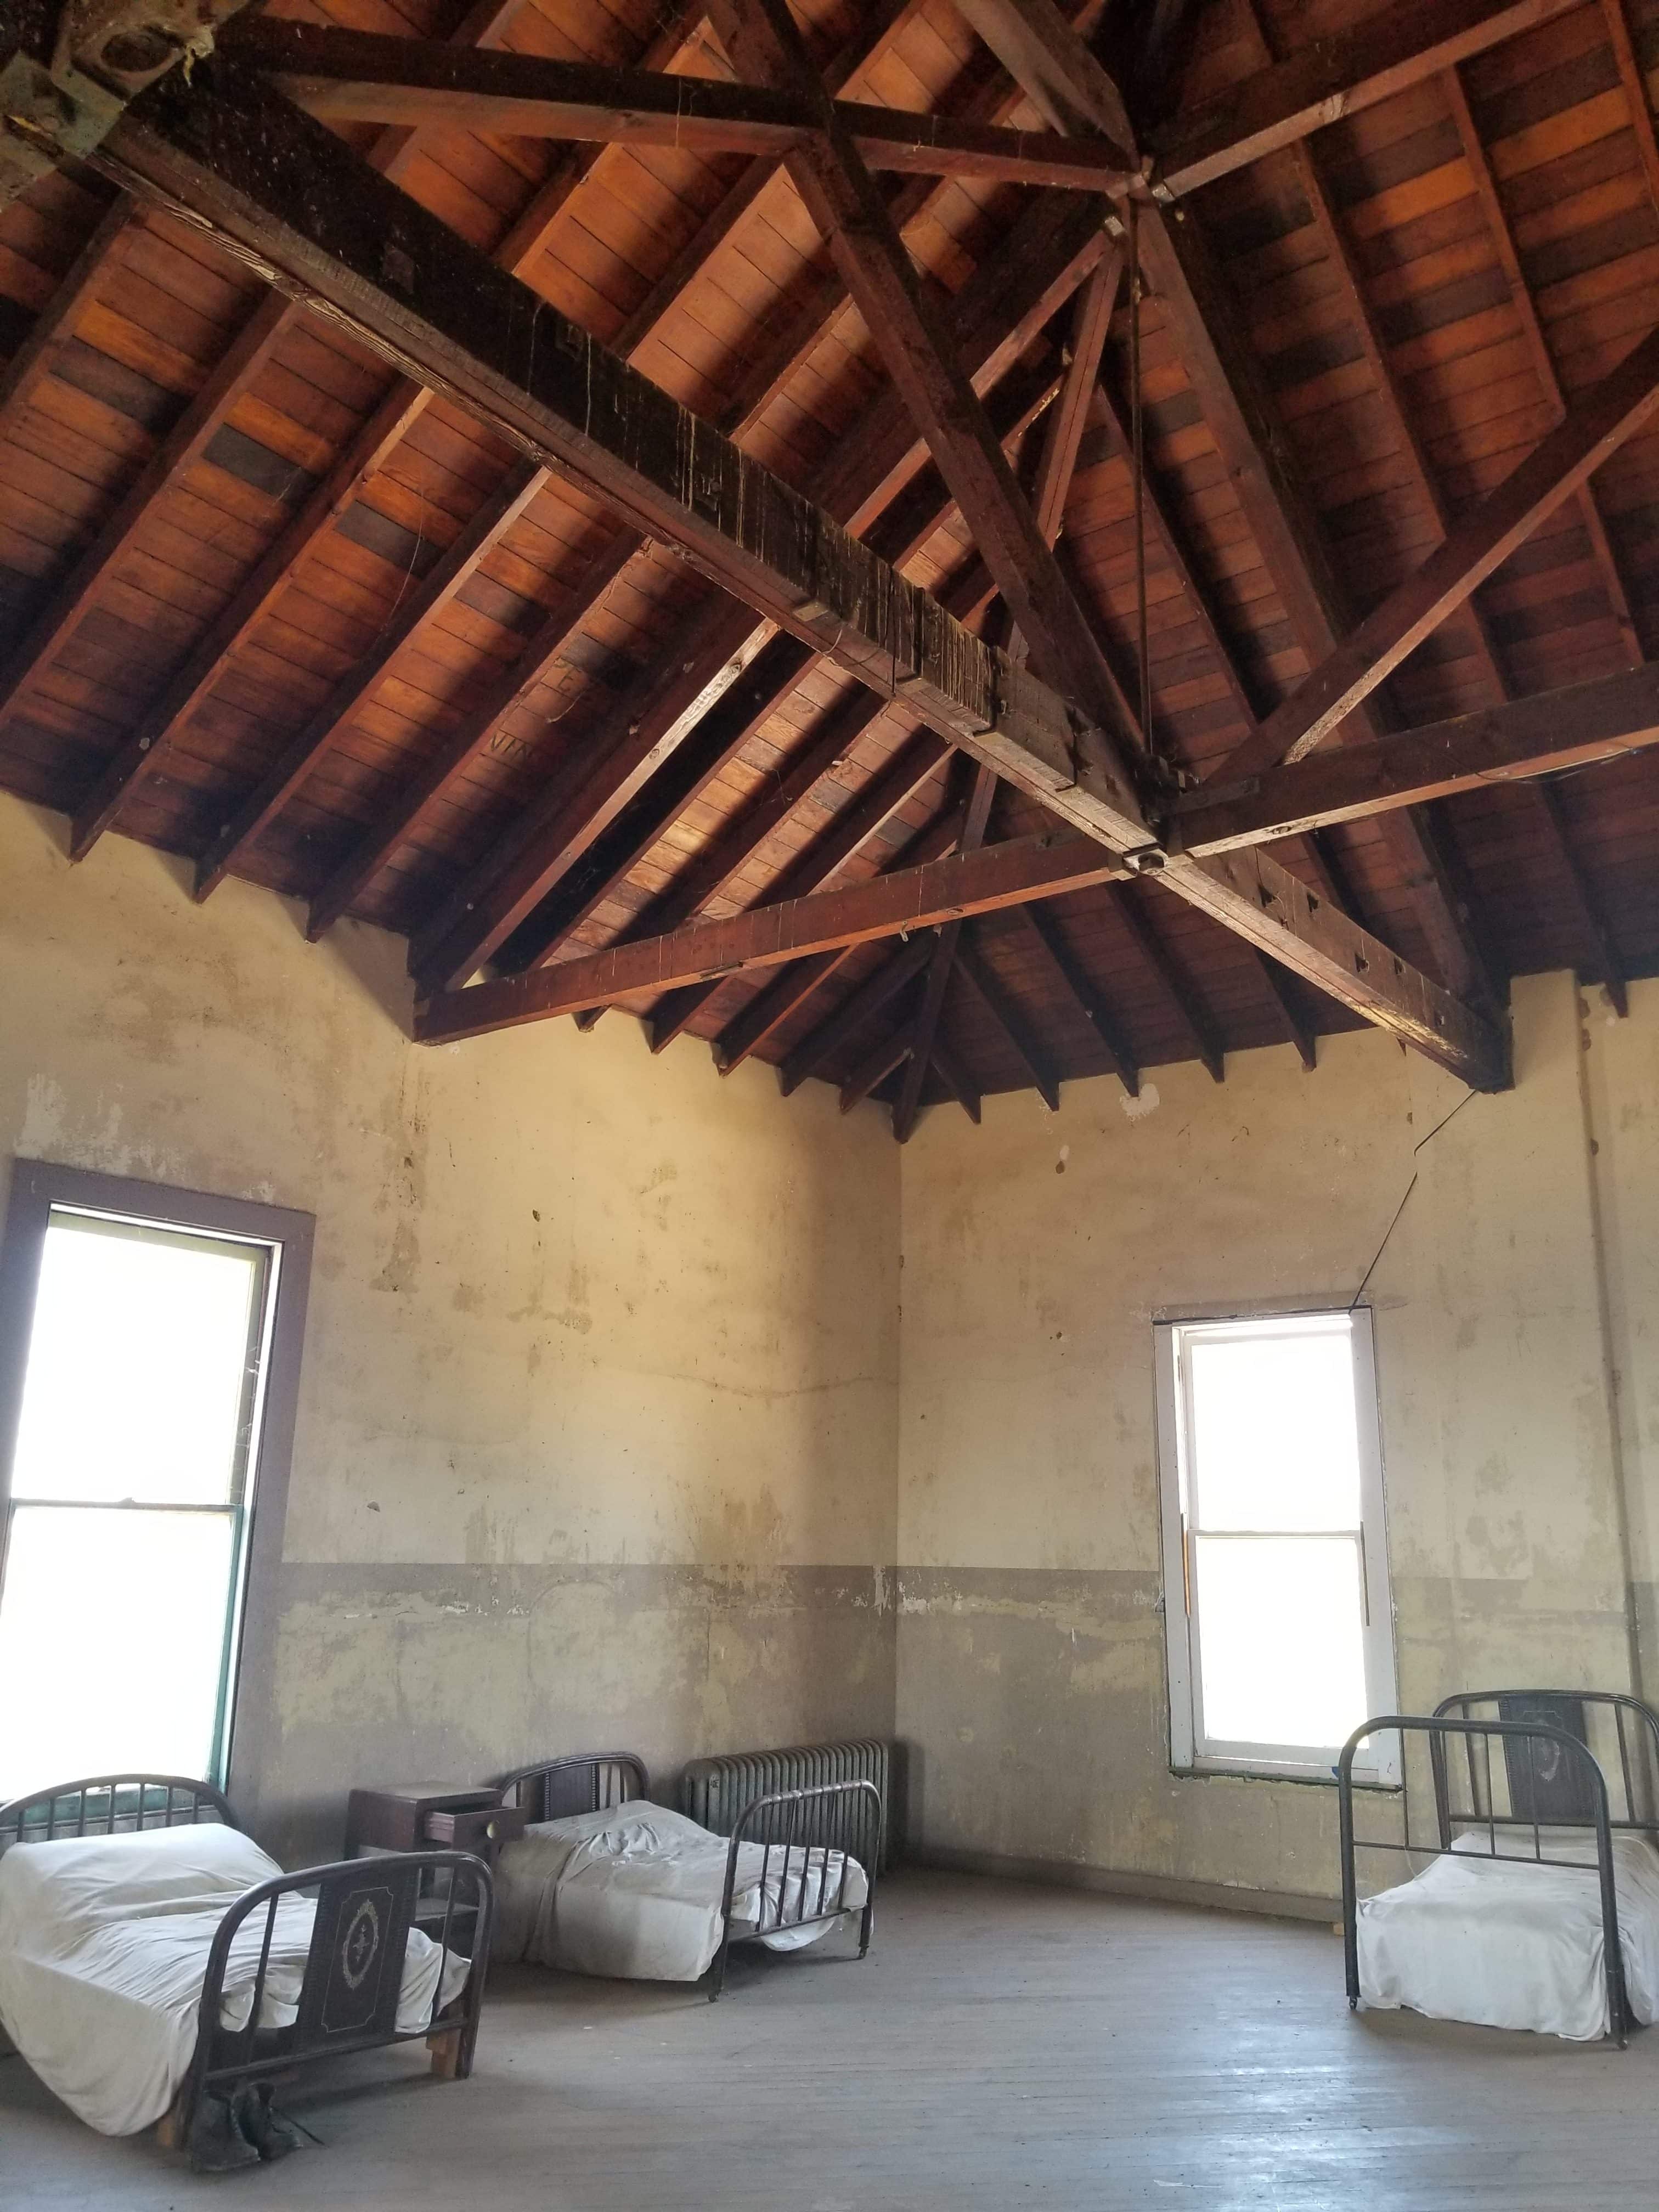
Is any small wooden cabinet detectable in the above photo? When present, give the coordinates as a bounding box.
[344,1783,526,1867]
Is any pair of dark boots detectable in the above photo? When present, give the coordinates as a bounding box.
[187,2080,308,2172]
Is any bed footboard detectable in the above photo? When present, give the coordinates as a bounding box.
[709,1777,882,2001]
[1338,1715,1629,2047]
[175,1848,494,2137]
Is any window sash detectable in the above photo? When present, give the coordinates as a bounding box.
[1155,1309,1398,1785]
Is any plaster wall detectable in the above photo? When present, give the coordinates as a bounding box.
[0,795,900,1861]
[894,969,1651,1910]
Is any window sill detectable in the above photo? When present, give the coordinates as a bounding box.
[1172,1758,1400,1792]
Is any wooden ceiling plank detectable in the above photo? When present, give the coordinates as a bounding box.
[1443,63,1644,670]
[1148,0,1585,198]
[66,0,541,859]
[1210,323,1659,786]
[103,66,1506,1087]
[1604,0,1659,216]
[416,833,1112,1041]
[952,929,1062,1110]
[414,190,1107,988]
[703,0,1146,770]
[0,286,295,735]
[364,0,531,182]
[234,21,1143,190]
[893,762,996,1139]
[0,196,139,432]
[1110,882,1224,1081]
[1176,664,1659,853]
[840,1011,917,1115]
[302,529,639,938]
[778,932,938,1094]
[1017,902,1138,1093]
[608,0,921,361]
[929,1029,983,1122]
[72,371,457,862]
[193,459,545,898]
[571,685,891,1035]
[697,752,961,1067]
[1136,198,1499,1013]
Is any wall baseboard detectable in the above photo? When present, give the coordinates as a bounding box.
[907,1843,1339,1926]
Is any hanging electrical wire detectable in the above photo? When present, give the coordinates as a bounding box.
[1127,195,1154,767]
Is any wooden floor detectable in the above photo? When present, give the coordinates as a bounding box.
[4,1869,1657,2208]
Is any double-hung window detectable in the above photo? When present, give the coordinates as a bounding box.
[0,1163,311,1807]
[1155,1309,1397,1784]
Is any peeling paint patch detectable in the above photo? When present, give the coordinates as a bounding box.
[1120,1081,1160,1122]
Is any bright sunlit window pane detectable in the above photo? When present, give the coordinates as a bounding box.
[1193,1534,1368,1750]
[1158,1309,1393,1778]
[13,1215,263,1506]
[0,1507,236,1797]
[1186,1321,1362,1531]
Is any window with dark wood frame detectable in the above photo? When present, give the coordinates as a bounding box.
[0,1160,312,1827]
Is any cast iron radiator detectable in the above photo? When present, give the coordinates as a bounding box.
[680,1740,891,1869]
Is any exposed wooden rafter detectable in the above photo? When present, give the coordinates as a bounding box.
[90,56,1506,1088]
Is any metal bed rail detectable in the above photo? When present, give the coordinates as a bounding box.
[0,1772,237,1851]
[1338,1715,1629,2046]
[1430,1690,1659,1843]
[709,1776,882,2001]
[495,1752,649,1824]
[176,1847,494,2132]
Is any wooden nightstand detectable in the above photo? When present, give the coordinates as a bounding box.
[345,1783,527,1867]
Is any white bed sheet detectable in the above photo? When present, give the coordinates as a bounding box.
[1356,1825,1659,2040]
[0,1822,470,2136]
[493,1799,868,1983]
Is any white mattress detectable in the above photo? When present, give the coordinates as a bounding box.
[0,1822,471,2135]
[1356,1825,1659,2040]
[493,1799,868,1983]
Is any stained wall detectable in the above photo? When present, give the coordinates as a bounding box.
[0,794,900,1861]
[894,969,1651,1911]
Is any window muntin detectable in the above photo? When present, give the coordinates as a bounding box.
[0,1206,280,1798]
[1156,1310,1396,1784]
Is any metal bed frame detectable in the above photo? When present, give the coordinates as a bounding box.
[1337,1691,1659,2049]
[495,1752,882,1999]
[0,1772,493,2147]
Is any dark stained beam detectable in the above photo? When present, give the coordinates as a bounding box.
[930,1032,983,1123]
[708,798,966,1072]
[1135,198,1498,1014]
[0,196,137,430]
[1110,883,1223,1082]
[1176,665,1659,854]
[953,931,1062,1110]
[194,462,545,899]
[416,832,1122,1041]
[1017,904,1138,1094]
[710,797,967,1071]
[706,0,1146,765]
[1255,958,1317,1073]
[67,0,559,860]
[1443,64,1643,670]
[840,1013,916,1114]
[779,933,938,1096]
[1210,324,1659,785]
[231,20,1139,190]
[952,0,1136,146]
[893,763,997,1139]
[656,734,952,1056]
[103,61,1505,1087]
[1147,0,1582,198]
[0,288,294,730]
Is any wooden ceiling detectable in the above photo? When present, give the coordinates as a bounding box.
[3,0,1659,1134]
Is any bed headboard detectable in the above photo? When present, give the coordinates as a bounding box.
[1431,1690,1659,1836]
[495,1753,649,1824]
[0,1773,239,1854]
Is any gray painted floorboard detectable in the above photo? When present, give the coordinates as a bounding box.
[4,1870,1656,2208]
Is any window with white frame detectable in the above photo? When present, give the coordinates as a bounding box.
[1155,1310,1397,1784]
